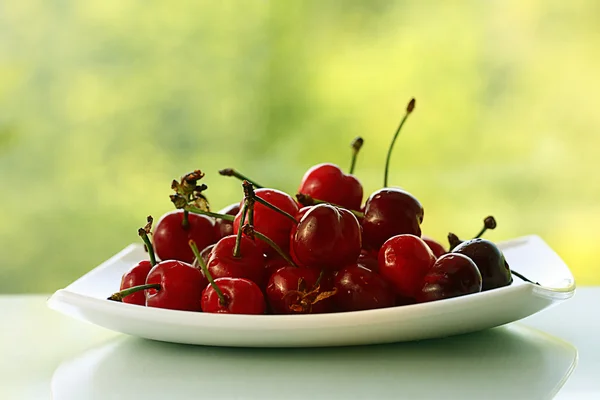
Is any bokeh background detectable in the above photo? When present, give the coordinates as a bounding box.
[1,0,598,293]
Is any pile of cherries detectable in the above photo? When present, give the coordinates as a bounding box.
[109,98,531,315]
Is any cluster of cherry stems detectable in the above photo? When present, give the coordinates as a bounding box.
[109,99,531,315]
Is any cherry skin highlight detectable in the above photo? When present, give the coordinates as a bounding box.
[378,234,436,299]
[145,260,207,311]
[298,163,363,211]
[119,260,153,306]
[416,253,482,303]
[153,210,216,264]
[290,204,361,271]
[202,278,266,315]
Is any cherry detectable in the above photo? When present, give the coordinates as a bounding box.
[191,240,266,315]
[290,204,362,271]
[214,203,240,239]
[192,244,214,270]
[266,266,335,314]
[416,253,482,303]
[448,216,497,251]
[452,238,512,291]
[207,236,266,285]
[145,260,206,311]
[333,264,395,312]
[378,234,436,299]
[233,188,299,256]
[153,210,216,264]
[422,236,447,258]
[362,188,424,250]
[357,248,379,272]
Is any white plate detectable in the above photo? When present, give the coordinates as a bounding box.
[47,235,575,348]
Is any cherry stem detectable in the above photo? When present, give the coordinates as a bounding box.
[383,98,415,187]
[189,240,227,306]
[184,205,235,221]
[474,216,497,239]
[447,232,462,251]
[219,168,264,189]
[243,181,255,227]
[295,193,364,218]
[138,225,157,267]
[314,269,325,288]
[242,224,298,268]
[107,283,161,302]
[182,210,190,229]
[254,196,297,224]
[233,200,248,258]
[511,269,540,285]
[349,136,364,175]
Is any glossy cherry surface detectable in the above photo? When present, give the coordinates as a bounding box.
[452,238,512,291]
[416,253,482,303]
[153,210,216,264]
[362,188,424,251]
[378,234,436,299]
[214,203,240,239]
[145,260,207,311]
[290,204,361,271]
[298,163,363,211]
[266,266,334,314]
[233,188,299,256]
[422,236,447,259]
[119,260,153,306]
[357,249,379,272]
[202,278,266,314]
[333,264,395,312]
[207,235,266,286]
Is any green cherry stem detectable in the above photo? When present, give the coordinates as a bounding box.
[295,193,364,218]
[219,168,264,189]
[107,283,161,302]
[184,205,235,221]
[349,136,364,175]
[241,224,298,268]
[243,180,256,227]
[383,98,415,187]
[189,240,227,306]
[233,200,248,258]
[254,196,297,224]
[139,216,157,266]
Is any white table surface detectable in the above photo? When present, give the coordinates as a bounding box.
[2,288,599,400]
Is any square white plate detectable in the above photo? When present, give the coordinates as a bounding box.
[47,235,575,347]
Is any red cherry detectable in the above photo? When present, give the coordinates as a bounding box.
[145,260,207,311]
[361,188,424,251]
[378,234,436,299]
[192,244,215,270]
[422,236,447,259]
[233,188,299,256]
[214,203,240,239]
[290,204,361,271]
[207,235,266,285]
[202,278,266,314]
[298,163,363,211]
[119,260,153,306]
[266,267,335,314]
[416,253,482,303]
[263,255,290,285]
[357,249,379,272]
[153,210,216,264]
[333,264,395,312]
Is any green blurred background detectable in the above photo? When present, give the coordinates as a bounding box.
[1,0,598,293]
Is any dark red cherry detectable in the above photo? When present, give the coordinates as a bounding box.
[266,267,335,314]
[153,210,216,264]
[357,249,379,272]
[145,260,207,311]
[263,256,290,285]
[202,278,266,315]
[119,260,153,306]
[233,188,299,257]
[416,253,482,303]
[452,238,512,291]
[378,234,436,299]
[422,236,447,259]
[298,163,363,211]
[214,203,240,239]
[207,235,266,286]
[361,188,424,251]
[290,204,361,271]
[333,264,395,312]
